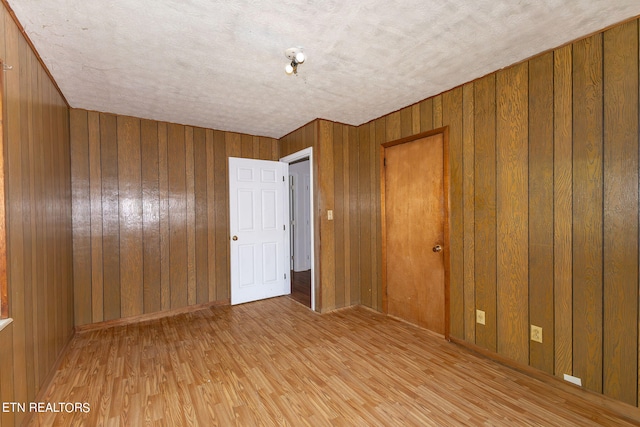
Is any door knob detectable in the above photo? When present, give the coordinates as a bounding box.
[432,245,442,252]
[232,235,238,241]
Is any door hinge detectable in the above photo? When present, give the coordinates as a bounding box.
[283,224,286,230]
[284,273,287,279]
[283,176,285,182]
[384,157,387,167]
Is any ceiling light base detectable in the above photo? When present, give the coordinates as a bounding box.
[285,47,304,61]
[284,47,305,75]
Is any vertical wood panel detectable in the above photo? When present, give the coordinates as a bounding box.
[433,95,443,128]
[342,127,352,307]
[349,126,360,305]
[333,124,345,309]
[400,106,413,137]
[224,132,242,300]
[462,82,476,342]
[43,80,55,373]
[117,116,143,318]
[20,40,36,403]
[28,48,42,389]
[70,109,91,326]
[259,137,272,160]
[572,33,604,393]
[0,326,15,427]
[214,130,229,301]
[528,53,555,374]
[496,62,529,365]
[443,87,464,339]
[603,21,638,406]
[251,136,260,159]
[141,119,161,314]
[88,112,104,322]
[158,123,170,310]
[185,127,196,306]
[168,124,188,308]
[553,44,573,379]
[373,118,384,311]
[474,74,497,352]
[358,125,372,308]
[319,121,336,310]
[206,130,217,301]
[101,113,121,321]
[368,123,379,310]
[25,50,40,392]
[411,104,421,135]
[385,111,401,141]
[420,98,433,132]
[5,22,28,415]
[241,134,253,158]
[194,128,209,304]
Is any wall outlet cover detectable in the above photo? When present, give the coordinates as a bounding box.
[476,309,485,325]
[530,325,543,343]
[563,374,582,387]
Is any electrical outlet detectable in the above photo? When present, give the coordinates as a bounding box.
[476,309,485,325]
[327,210,333,220]
[563,374,582,387]
[531,325,543,343]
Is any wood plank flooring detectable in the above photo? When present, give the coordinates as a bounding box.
[28,297,640,426]
[289,269,311,307]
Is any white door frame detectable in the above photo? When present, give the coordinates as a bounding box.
[280,147,315,311]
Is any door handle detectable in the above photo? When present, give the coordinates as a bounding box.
[232,235,238,241]
[432,245,442,252]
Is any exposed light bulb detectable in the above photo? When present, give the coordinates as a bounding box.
[285,63,294,74]
[295,51,305,64]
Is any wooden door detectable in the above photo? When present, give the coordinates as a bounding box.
[229,157,290,305]
[382,130,449,336]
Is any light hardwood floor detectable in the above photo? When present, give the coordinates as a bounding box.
[289,270,311,308]
[28,297,639,426]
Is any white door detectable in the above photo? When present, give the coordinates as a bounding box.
[229,157,290,305]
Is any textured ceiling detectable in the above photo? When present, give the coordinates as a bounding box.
[7,1,640,138]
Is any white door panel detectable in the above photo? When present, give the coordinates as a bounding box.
[229,157,290,305]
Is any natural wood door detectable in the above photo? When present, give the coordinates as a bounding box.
[383,131,448,335]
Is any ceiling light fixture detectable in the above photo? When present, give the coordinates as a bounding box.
[285,47,305,75]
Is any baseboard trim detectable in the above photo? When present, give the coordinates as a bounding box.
[75,299,230,333]
[448,337,640,424]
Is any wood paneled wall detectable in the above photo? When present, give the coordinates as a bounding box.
[279,120,360,312]
[70,110,278,326]
[354,18,640,406]
[0,3,74,426]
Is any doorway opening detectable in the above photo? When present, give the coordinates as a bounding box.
[281,148,315,310]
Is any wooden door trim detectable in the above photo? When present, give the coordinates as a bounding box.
[380,126,451,339]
